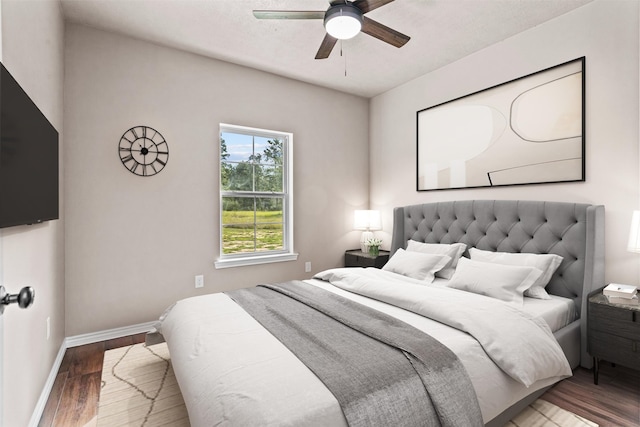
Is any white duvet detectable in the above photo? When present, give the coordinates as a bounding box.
[158,268,572,426]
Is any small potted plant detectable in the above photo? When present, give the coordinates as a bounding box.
[366,237,383,257]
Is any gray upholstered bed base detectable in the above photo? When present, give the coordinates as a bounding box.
[389,200,605,427]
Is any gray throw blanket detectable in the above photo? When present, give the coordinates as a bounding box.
[226,281,483,427]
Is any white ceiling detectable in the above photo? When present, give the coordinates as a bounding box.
[60,0,594,98]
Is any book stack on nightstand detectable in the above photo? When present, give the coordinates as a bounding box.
[603,283,638,306]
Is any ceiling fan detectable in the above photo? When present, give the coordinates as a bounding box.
[253,0,410,59]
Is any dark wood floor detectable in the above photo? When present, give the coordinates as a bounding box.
[543,362,640,427]
[38,333,147,427]
[39,334,640,427]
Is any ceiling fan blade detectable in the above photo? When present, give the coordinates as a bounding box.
[352,0,395,14]
[315,34,338,59]
[361,16,410,48]
[253,10,325,19]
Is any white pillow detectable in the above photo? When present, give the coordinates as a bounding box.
[382,249,451,283]
[468,248,563,299]
[406,240,467,279]
[447,257,543,306]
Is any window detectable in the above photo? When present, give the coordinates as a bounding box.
[215,124,297,268]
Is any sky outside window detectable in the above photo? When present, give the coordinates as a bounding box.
[221,132,272,163]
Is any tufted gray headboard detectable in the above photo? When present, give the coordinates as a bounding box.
[390,200,605,368]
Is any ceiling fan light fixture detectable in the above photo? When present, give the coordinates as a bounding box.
[324,4,363,40]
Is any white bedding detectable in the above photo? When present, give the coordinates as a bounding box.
[159,268,572,426]
[522,294,577,332]
[430,278,577,332]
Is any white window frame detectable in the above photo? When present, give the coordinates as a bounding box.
[215,123,297,269]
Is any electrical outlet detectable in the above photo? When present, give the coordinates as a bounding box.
[46,317,50,340]
[195,275,204,288]
[305,262,312,273]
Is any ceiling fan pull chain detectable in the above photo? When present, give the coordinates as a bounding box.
[341,40,348,77]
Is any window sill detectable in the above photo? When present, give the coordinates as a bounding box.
[214,252,299,269]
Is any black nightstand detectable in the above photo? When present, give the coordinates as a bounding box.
[588,292,640,384]
[344,249,390,269]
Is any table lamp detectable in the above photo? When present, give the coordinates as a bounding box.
[628,210,640,253]
[353,210,382,252]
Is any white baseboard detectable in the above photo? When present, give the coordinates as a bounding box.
[28,340,66,427]
[28,321,157,427]
[65,321,156,348]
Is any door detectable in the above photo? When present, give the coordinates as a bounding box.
[0,3,6,424]
[0,247,4,427]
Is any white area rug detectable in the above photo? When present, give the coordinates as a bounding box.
[506,398,599,427]
[98,343,189,427]
[99,343,597,427]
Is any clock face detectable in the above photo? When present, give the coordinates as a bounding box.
[118,126,169,176]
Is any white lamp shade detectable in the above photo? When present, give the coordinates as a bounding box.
[324,4,363,40]
[628,210,640,253]
[325,15,361,39]
[353,210,382,231]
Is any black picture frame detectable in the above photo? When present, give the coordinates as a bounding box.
[416,57,585,191]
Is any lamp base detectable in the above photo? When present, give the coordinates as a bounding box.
[360,231,373,253]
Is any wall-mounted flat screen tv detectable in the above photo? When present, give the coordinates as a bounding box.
[0,62,59,228]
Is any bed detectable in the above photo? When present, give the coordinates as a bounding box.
[153,199,605,427]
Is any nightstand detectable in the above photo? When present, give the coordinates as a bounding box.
[344,249,390,269]
[587,292,640,384]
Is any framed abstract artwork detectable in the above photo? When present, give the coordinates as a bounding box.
[416,57,585,191]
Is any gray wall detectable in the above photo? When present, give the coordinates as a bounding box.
[369,0,640,286]
[0,0,65,426]
[63,24,370,336]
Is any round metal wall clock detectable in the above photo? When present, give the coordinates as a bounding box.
[118,125,169,176]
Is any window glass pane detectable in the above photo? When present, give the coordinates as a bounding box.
[222,197,255,255]
[256,198,283,222]
[257,224,284,251]
[222,197,254,224]
[254,137,283,167]
[224,163,254,191]
[220,161,232,190]
[221,132,253,163]
[222,225,255,254]
[255,165,283,192]
[256,197,284,250]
